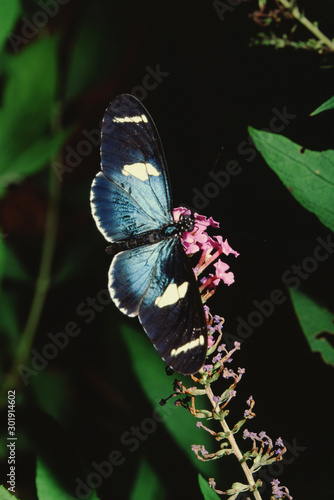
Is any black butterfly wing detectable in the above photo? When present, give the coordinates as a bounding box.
[90,94,173,242]
[109,238,207,374]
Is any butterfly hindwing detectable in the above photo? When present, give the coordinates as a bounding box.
[108,240,166,317]
[109,237,207,374]
[91,94,173,243]
[139,238,207,374]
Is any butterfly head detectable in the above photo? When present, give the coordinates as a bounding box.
[176,213,195,234]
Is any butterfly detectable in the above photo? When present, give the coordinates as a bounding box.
[90,94,207,374]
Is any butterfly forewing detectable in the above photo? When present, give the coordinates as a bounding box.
[91,172,163,243]
[90,94,208,374]
[92,94,172,242]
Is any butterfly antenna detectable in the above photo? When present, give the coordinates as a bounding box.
[211,146,224,173]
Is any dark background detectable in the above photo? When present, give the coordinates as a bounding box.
[1,0,334,499]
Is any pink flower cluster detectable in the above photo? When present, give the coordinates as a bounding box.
[173,207,239,302]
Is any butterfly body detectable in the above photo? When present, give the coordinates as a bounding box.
[90,94,207,374]
[104,214,194,256]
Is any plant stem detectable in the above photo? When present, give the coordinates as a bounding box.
[279,0,334,51]
[1,151,61,400]
[205,385,262,500]
[18,169,60,365]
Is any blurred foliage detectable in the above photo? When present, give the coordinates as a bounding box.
[121,324,218,478]
[129,458,166,500]
[288,287,334,364]
[198,474,220,500]
[249,0,334,53]
[0,0,21,52]
[0,36,68,195]
[36,457,100,500]
[249,103,334,367]
[249,122,334,234]
[311,95,334,116]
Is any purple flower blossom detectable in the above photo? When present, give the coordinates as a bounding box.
[207,324,215,333]
[271,479,293,499]
[203,364,213,372]
[259,431,272,446]
[276,437,284,447]
[244,408,255,419]
[213,259,235,286]
[244,396,255,419]
[243,429,257,440]
[173,207,220,256]
[223,368,236,379]
[172,206,239,302]
[212,353,222,363]
[246,396,254,406]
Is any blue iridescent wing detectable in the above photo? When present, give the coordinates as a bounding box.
[109,239,207,374]
[90,94,173,242]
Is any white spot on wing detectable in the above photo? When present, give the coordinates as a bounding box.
[108,255,139,317]
[155,281,189,308]
[90,173,113,243]
[113,114,148,123]
[122,162,160,181]
[171,335,205,357]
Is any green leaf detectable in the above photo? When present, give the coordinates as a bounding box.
[0,0,21,52]
[0,36,63,192]
[311,96,334,116]
[129,458,166,500]
[1,241,28,281]
[36,457,101,500]
[0,129,69,196]
[198,474,220,500]
[0,485,20,500]
[249,127,334,232]
[288,287,334,366]
[2,36,59,139]
[36,457,68,500]
[121,325,218,478]
[0,289,20,342]
[0,239,5,279]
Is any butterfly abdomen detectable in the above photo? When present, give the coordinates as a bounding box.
[105,225,179,256]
